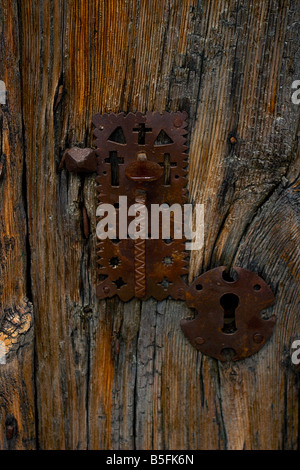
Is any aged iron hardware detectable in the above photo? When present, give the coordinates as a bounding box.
[60,147,97,173]
[62,111,189,301]
[62,112,276,361]
[124,152,163,298]
[181,266,275,361]
[93,111,189,301]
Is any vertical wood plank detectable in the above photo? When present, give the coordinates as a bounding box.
[20,0,91,449]
[0,0,35,449]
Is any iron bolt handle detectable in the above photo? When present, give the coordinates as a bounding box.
[125,152,163,298]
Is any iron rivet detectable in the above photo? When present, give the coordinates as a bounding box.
[253,333,264,344]
[103,286,110,294]
[195,336,205,345]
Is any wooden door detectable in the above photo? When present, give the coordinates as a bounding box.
[0,0,299,450]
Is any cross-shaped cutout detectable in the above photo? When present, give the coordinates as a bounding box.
[133,123,152,144]
[159,153,177,185]
[158,277,173,291]
[105,151,124,186]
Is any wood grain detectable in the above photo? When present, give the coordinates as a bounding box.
[0,0,298,449]
[0,0,35,450]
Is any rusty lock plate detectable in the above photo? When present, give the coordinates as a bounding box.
[181,266,275,361]
[92,111,189,301]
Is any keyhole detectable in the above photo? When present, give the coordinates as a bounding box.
[220,293,239,334]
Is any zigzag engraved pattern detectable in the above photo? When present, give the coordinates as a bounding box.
[134,190,146,298]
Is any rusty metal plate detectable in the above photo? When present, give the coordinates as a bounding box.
[92,111,189,301]
[181,266,275,361]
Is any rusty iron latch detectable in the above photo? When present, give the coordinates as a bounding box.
[62,112,276,361]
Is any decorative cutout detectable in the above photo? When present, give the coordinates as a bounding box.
[104,151,124,186]
[158,277,172,291]
[108,126,126,144]
[113,277,127,289]
[109,257,120,268]
[154,129,174,145]
[133,123,152,144]
[159,153,177,185]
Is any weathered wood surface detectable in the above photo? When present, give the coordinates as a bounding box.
[0,0,299,449]
[0,1,35,450]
